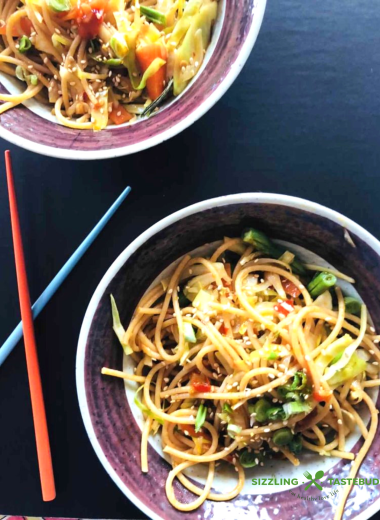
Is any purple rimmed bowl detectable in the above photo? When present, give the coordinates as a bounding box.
[77,193,380,520]
[0,1,266,160]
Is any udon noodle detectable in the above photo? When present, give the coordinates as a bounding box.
[102,230,380,519]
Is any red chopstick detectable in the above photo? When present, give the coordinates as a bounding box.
[5,150,56,502]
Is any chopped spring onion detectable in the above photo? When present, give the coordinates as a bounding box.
[29,75,38,85]
[195,404,207,432]
[140,5,167,25]
[92,56,123,67]
[241,228,306,275]
[344,296,362,316]
[307,272,337,298]
[19,36,32,53]
[267,350,278,361]
[110,294,133,355]
[283,401,312,419]
[183,322,197,343]
[227,424,242,438]
[266,406,285,421]
[239,449,260,468]
[251,398,272,423]
[288,433,303,454]
[15,65,27,81]
[273,428,294,446]
[223,403,233,414]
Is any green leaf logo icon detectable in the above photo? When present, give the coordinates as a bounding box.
[303,470,324,490]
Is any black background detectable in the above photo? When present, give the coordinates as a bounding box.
[0,0,379,518]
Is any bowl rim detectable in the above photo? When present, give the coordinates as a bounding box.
[76,192,380,520]
[0,0,266,161]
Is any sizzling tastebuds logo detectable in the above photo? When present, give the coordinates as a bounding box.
[251,469,343,501]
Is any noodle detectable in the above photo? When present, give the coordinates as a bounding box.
[102,235,379,517]
[0,0,218,130]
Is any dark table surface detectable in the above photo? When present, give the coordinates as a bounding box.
[0,0,379,518]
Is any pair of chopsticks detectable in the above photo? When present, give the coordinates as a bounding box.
[4,150,131,501]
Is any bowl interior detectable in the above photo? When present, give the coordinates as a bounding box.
[0,0,266,159]
[78,199,380,520]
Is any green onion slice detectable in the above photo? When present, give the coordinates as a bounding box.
[195,404,207,432]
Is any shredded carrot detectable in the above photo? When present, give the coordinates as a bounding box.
[109,104,133,125]
[136,43,167,101]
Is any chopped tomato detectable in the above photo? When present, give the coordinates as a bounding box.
[179,424,211,440]
[282,278,301,299]
[313,389,332,403]
[136,43,167,100]
[0,17,33,37]
[190,372,211,394]
[274,299,295,317]
[219,324,229,335]
[68,0,110,39]
[109,104,133,125]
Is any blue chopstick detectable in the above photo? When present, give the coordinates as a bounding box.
[0,185,131,367]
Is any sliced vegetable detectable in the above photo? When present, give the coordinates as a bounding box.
[168,0,201,47]
[314,290,333,310]
[274,299,295,317]
[47,0,72,12]
[327,353,366,386]
[190,372,211,393]
[178,288,191,308]
[312,389,332,402]
[91,88,109,131]
[135,386,163,424]
[173,1,217,95]
[282,278,301,298]
[195,404,207,432]
[273,428,294,446]
[192,289,214,309]
[344,296,362,316]
[141,78,173,118]
[279,250,295,265]
[223,403,233,414]
[227,423,242,439]
[183,322,197,343]
[92,56,123,67]
[239,449,260,468]
[315,334,353,374]
[266,406,285,421]
[136,43,167,100]
[288,433,303,454]
[307,272,337,298]
[18,36,32,53]
[110,33,129,58]
[0,17,33,37]
[251,398,272,423]
[109,104,133,125]
[283,401,312,419]
[179,423,211,439]
[140,5,166,25]
[277,371,309,402]
[110,294,133,355]
[267,350,278,361]
[242,228,306,275]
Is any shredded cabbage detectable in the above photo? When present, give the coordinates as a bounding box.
[110,294,133,355]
